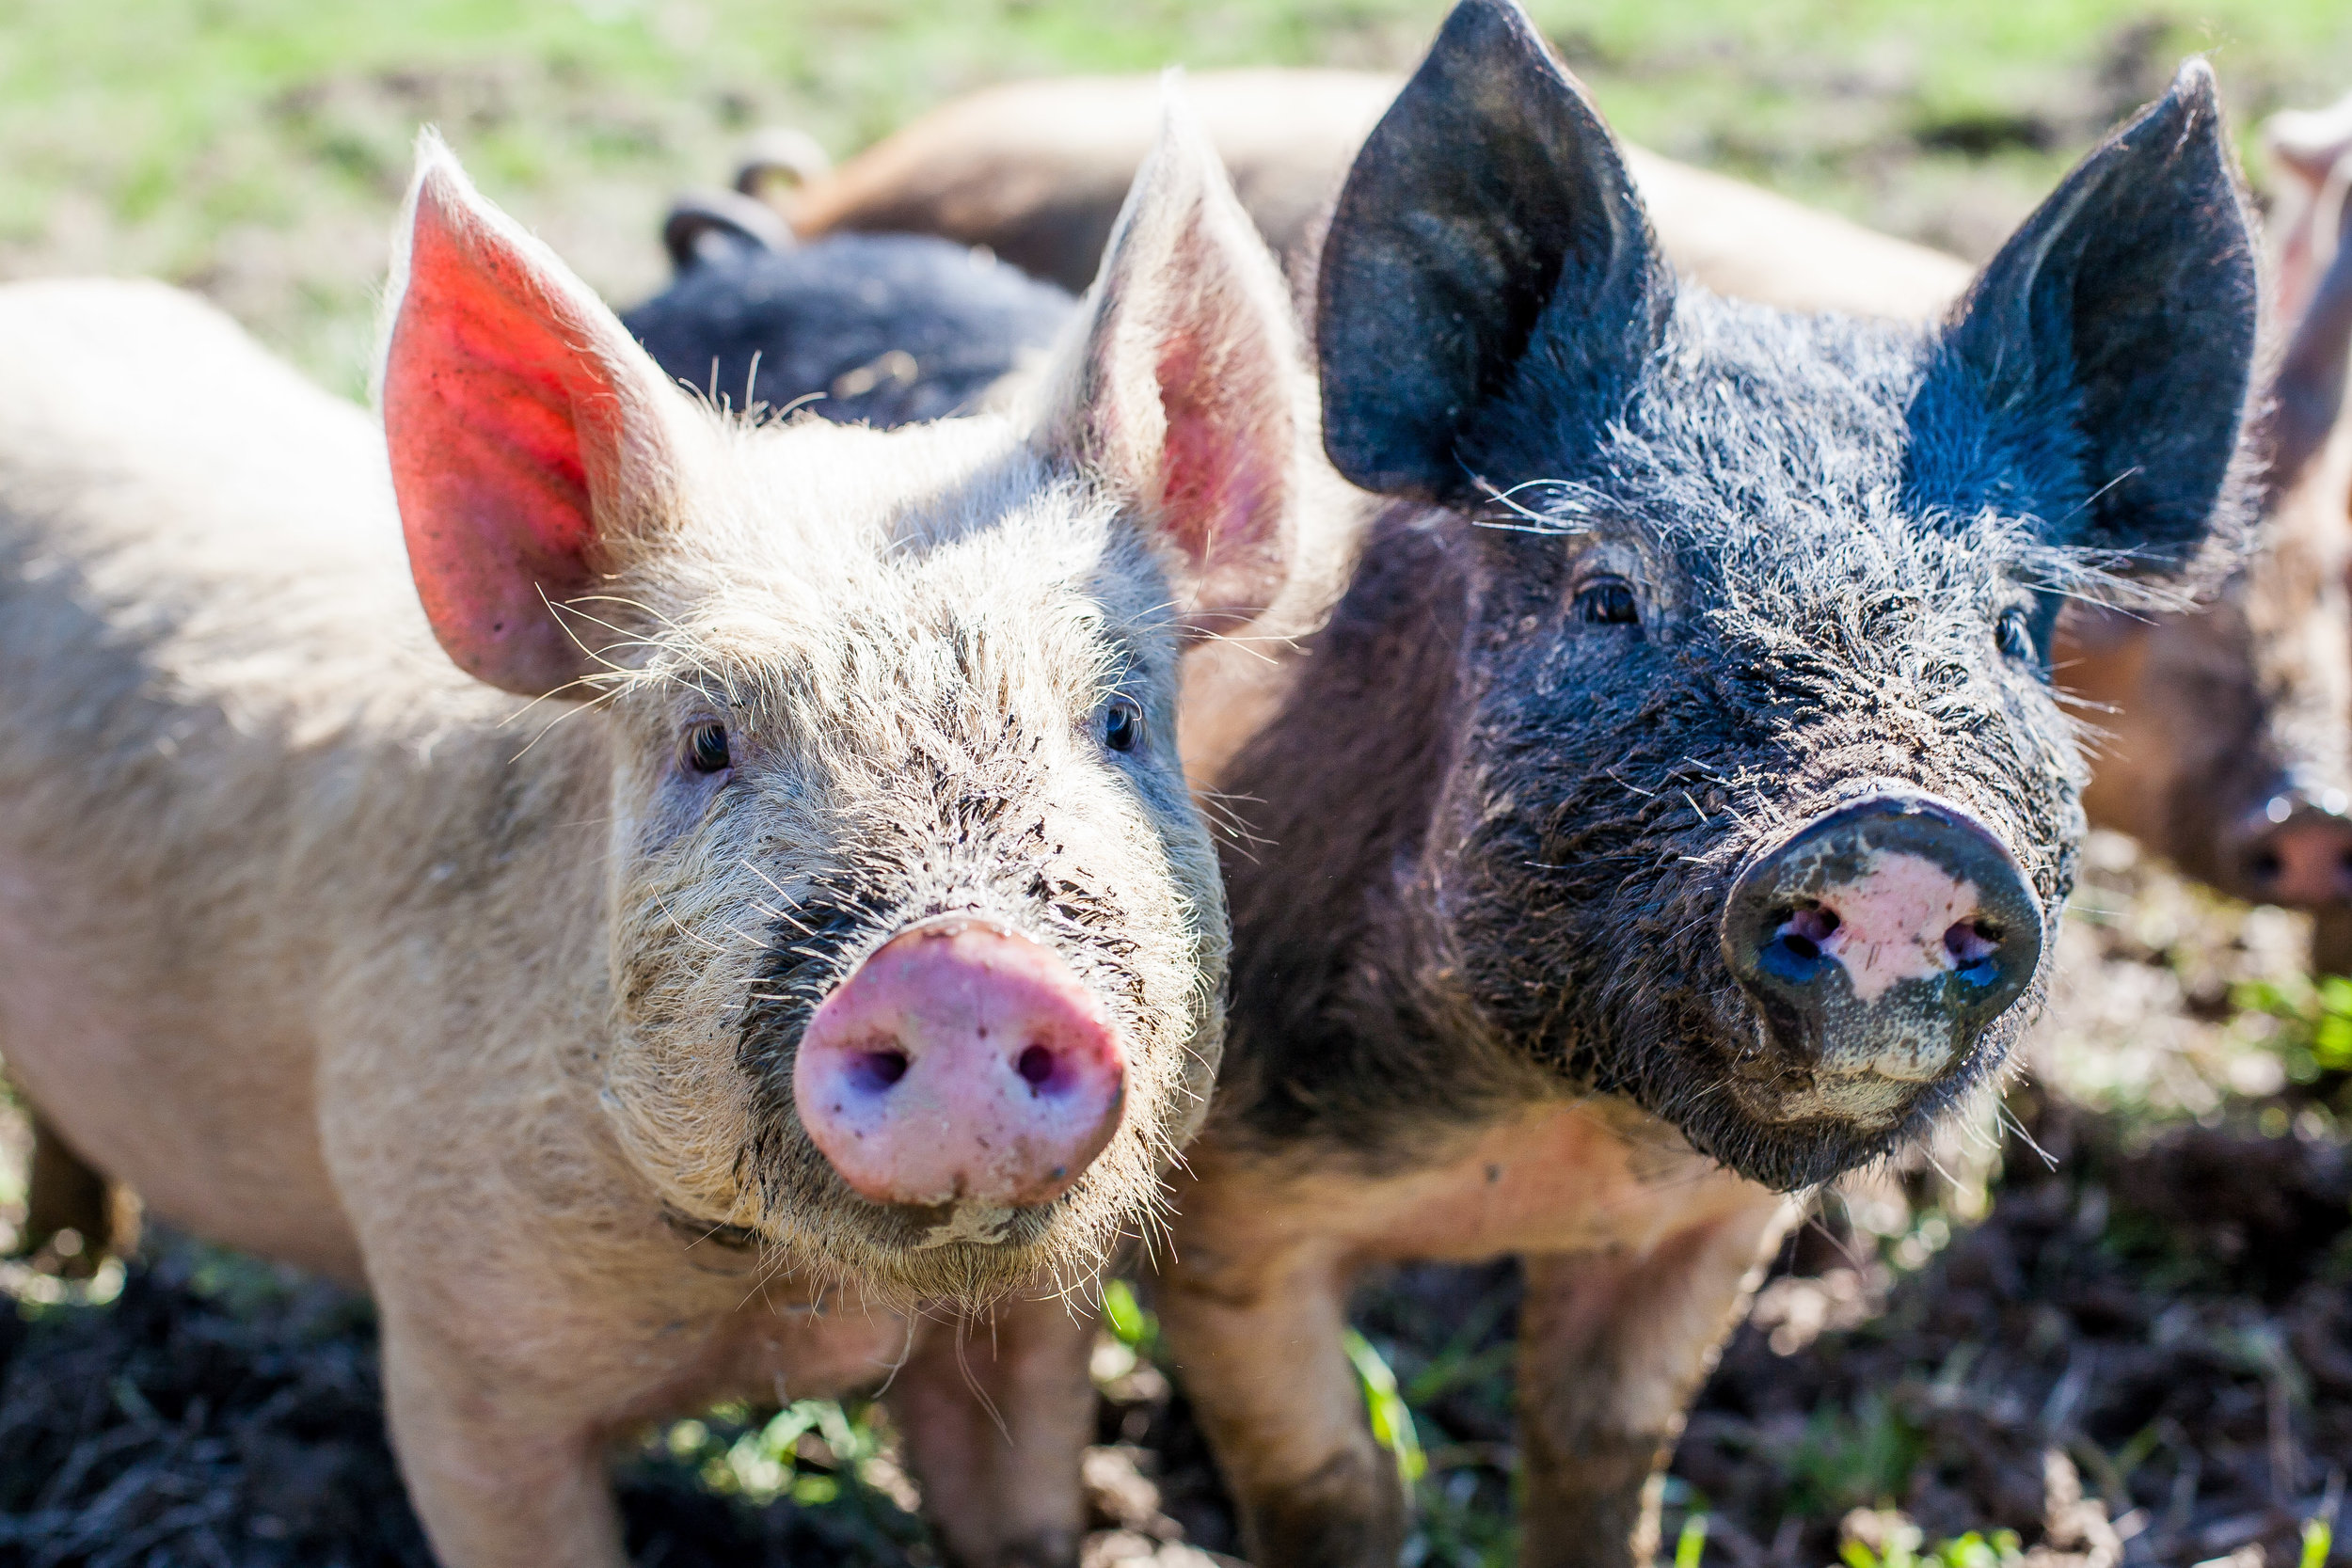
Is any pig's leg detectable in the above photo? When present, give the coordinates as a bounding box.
[376,1312,630,1568]
[885,1293,1097,1568]
[2312,906,2352,976]
[1513,1196,1793,1568]
[1157,1243,1403,1568]
[20,1110,113,1272]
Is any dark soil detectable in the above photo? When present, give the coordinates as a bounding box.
[1,1090,2343,1568]
[1670,1097,2352,1568]
[0,1245,935,1567]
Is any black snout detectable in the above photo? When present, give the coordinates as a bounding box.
[2239,792,2352,909]
[1721,791,2043,1085]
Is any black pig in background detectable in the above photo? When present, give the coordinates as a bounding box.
[622,191,1073,427]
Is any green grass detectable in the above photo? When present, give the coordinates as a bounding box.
[4,0,2350,395]
[1841,1524,2029,1568]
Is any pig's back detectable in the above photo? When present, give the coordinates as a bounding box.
[0,279,432,673]
[0,279,481,784]
[0,280,471,1277]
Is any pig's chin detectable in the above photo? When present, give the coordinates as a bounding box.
[827,1200,1073,1307]
[1652,994,2020,1194]
[760,1164,1152,1312]
[1661,1077,1951,1195]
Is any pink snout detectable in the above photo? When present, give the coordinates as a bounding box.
[1724,792,2042,1086]
[793,919,1126,1209]
[2242,803,2352,908]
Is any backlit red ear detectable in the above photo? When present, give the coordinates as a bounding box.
[1038,87,1306,638]
[379,135,691,697]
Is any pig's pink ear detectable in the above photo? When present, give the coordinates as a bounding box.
[1035,87,1305,637]
[379,135,694,698]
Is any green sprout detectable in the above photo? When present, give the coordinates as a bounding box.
[1102,1277,1158,1357]
[1343,1328,1425,1485]
[1674,1513,1710,1568]
[2302,1517,2333,1568]
[2235,974,2352,1078]
[1843,1526,2024,1568]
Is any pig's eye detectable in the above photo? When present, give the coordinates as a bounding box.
[1574,576,1640,626]
[1101,695,1144,753]
[683,721,732,774]
[1997,608,2038,666]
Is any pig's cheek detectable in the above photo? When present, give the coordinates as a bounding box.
[630,768,734,854]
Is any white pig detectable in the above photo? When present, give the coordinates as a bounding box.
[0,106,1313,1568]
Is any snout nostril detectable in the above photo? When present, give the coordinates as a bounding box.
[1756,904,1839,978]
[1015,1043,1057,1088]
[2252,848,2284,884]
[1943,920,2001,969]
[793,918,1127,1209]
[849,1049,909,1093]
[1785,905,1840,942]
[1724,791,2042,1069]
[1768,904,1838,963]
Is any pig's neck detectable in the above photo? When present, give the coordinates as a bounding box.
[1216,502,1510,1165]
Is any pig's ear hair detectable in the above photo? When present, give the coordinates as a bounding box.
[1033,81,1306,637]
[1315,0,1670,505]
[378,132,701,698]
[2264,159,2352,498]
[1913,61,2261,576]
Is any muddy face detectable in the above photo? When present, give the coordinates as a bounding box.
[599,441,1222,1304]
[1431,433,2081,1188]
[1291,2,2257,1190]
[1419,314,2086,1184]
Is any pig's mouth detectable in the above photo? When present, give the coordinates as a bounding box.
[731,888,1159,1306]
[753,1180,1111,1310]
[1612,969,2036,1196]
[842,1193,1060,1254]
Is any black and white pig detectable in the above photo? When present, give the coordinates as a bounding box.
[1140,5,2263,1566]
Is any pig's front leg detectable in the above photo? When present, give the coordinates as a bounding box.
[375,1307,631,1568]
[1513,1195,1794,1568]
[884,1291,1099,1568]
[1157,1236,1403,1568]
[21,1109,116,1270]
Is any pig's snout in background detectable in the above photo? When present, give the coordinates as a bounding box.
[793,918,1127,1212]
[2236,787,2352,907]
[1722,791,2042,1122]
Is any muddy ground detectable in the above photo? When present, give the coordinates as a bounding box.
[0,835,2344,1567]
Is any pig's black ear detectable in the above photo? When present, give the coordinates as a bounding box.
[1915,61,2260,573]
[1315,0,1669,505]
